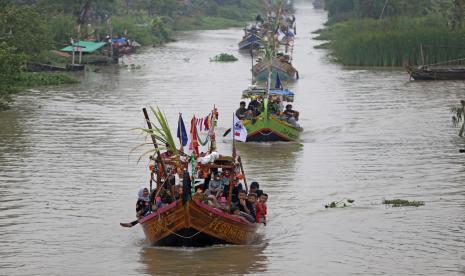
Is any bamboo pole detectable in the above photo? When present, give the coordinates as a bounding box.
[142,108,168,196]
[227,170,234,209]
[238,156,248,193]
[209,106,217,153]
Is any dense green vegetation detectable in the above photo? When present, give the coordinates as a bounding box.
[0,0,268,109]
[210,53,238,62]
[317,0,465,66]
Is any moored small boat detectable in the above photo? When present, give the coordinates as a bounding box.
[239,33,262,50]
[406,65,465,80]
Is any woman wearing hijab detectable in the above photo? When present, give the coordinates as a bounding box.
[136,187,151,218]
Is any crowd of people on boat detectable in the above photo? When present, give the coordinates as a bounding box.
[236,98,300,128]
[136,169,268,225]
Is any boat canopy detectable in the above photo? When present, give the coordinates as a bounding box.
[60,41,107,53]
[242,86,294,102]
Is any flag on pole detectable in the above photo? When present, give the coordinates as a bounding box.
[277,29,286,41]
[177,114,188,147]
[189,116,200,156]
[275,72,282,89]
[233,114,247,142]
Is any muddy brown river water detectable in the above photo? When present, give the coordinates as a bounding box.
[1,2,465,275]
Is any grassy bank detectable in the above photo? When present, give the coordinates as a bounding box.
[16,72,79,87]
[316,16,465,67]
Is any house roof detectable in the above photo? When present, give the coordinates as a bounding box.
[61,41,107,53]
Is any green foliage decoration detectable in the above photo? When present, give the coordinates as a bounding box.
[136,106,177,160]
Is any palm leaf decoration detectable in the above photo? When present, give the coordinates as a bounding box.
[451,100,465,137]
[139,106,177,156]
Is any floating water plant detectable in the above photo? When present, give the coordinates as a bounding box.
[325,199,354,208]
[210,53,238,62]
[383,199,424,207]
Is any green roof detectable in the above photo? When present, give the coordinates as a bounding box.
[61,41,107,53]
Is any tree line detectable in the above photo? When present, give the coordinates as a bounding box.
[0,0,265,110]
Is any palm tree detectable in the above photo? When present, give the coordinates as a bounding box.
[451,100,465,137]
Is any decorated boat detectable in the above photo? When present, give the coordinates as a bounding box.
[240,84,303,142]
[252,55,298,81]
[121,107,260,247]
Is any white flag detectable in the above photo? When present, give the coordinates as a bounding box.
[233,114,247,142]
[277,29,286,41]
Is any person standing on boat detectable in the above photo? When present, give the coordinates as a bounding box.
[248,96,261,112]
[236,101,251,120]
[284,104,300,128]
[136,187,151,218]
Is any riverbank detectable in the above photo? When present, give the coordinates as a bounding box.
[0,0,270,110]
[2,3,465,274]
[315,16,465,67]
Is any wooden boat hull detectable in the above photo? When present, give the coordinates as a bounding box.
[239,34,261,50]
[139,200,258,247]
[252,58,298,81]
[406,65,465,80]
[244,115,302,142]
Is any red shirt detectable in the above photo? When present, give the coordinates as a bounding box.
[256,203,267,223]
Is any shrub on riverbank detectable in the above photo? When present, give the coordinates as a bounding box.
[16,72,79,87]
[315,16,465,66]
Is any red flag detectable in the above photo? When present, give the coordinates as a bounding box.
[189,116,199,156]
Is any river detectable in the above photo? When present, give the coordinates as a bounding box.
[1,2,465,276]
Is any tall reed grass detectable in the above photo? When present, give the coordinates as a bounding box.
[315,16,465,66]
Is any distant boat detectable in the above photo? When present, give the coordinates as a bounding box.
[406,44,465,80]
[252,56,298,81]
[239,33,262,50]
[406,65,465,80]
[313,0,325,9]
